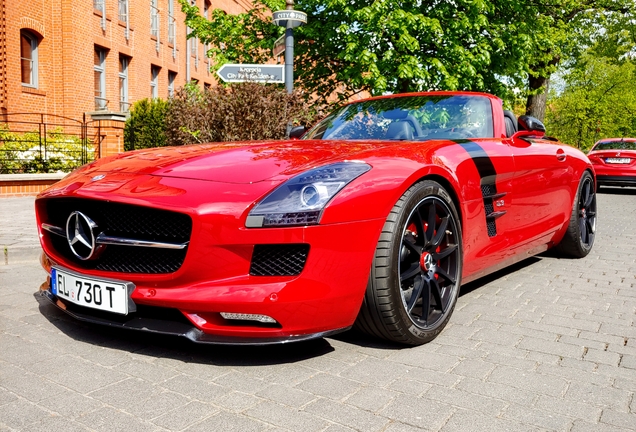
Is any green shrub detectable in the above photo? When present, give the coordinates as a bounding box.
[124,98,169,151]
[0,125,93,173]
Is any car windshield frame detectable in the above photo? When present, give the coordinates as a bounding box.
[303,94,495,141]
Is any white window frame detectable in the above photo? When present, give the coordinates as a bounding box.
[94,47,107,110]
[168,71,176,97]
[151,66,160,98]
[119,56,129,112]
[119,0,130,39]
[20,30,38,88]
[150,0,160,51]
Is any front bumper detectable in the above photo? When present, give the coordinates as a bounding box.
[37,288,349,345]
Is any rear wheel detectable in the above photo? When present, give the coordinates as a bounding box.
[355,180,462,345]
[556,171,596,257]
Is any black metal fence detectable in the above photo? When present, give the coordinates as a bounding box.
[0,113,102,174]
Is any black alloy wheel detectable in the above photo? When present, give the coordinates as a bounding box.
[399,196,460,330]
[556,171,597,257]
[578,175,596,248]
[355,180,462,345]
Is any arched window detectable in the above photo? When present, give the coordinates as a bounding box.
[20,30,39,87]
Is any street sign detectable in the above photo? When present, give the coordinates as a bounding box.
[272,10,307,28]
[216,64,285,84]
[273,35,285,58]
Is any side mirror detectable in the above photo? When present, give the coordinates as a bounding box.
[517,115,546,134]
[512,115,546,140]
[289,126,307,140]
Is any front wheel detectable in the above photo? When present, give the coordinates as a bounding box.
[556,171,597,257]
[355,180,462,345]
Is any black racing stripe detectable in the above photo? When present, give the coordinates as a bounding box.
[456,141,499,237]
[457,141,497,186]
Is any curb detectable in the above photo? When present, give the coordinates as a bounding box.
[2,246,41,265]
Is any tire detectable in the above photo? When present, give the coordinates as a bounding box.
[556,171,597,257]
[355,180,463,345]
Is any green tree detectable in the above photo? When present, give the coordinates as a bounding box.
[180,0,515,104]
[546,56,636,150]
[180,0,634,115]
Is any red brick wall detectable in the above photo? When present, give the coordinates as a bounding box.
[1,0,251,118]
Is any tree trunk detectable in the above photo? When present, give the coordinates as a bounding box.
[526,75,550,122]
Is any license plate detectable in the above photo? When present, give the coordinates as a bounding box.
[605,157,631,164]
[51,267,132,315]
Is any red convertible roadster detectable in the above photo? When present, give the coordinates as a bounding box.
[35,91,596,345]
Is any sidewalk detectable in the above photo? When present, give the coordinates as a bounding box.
[0,196,40,265]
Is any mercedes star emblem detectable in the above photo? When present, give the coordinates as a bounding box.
[66,211,99,260]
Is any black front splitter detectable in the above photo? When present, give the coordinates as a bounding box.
[37,289,350,346]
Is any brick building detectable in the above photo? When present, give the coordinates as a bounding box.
[0,0,251,118]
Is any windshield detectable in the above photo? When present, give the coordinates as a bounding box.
[304,95,494,141]
[593,140,636,151]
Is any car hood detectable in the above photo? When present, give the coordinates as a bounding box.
[85,140,391,183]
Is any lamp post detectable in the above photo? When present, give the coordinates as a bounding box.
[272,0,307,94]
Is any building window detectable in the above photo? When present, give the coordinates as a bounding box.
[151,66,160,98]
[119,0,130,38]
[94,0,106,30]
[119,56,129,112]
[150,0,159,38]
[168,0,176,44]
[168,71,176,97]
[20,30,38,88]
[94,47,107,110]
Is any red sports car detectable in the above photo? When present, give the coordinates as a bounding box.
[35,91,597,346]
[587,138,636,189]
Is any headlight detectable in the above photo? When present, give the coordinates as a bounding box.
[245,162,371,227]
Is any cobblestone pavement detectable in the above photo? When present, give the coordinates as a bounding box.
[1,189,635,432]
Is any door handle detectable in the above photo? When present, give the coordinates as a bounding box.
[556,149,566,162]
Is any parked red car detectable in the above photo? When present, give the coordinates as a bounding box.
[587,138,636,189]
[35,92,597,346]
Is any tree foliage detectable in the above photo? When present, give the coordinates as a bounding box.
[546,56,636,150]
[180,0,634,114]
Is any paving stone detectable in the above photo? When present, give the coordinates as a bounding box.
[256,384,317,409]
[488,365,568,397]
[181,410,266,432]
[0,398,53,430]
[213,391,263,412]
[423,385,507,416]
[378,394,453,431]
[306,398,391,432]
[245,400,329,432]
[564,381,632,412]
[517,336,585,359]
[161,374,231,403]
[599,409,636,430]
[570,419,630,432]
[344,386,398,413]
[534,395,602,423]
[449,359,495,379]
[151,401,217,431]
[502,403,574,430]
[440,409,535,432]
[295,373,362,401]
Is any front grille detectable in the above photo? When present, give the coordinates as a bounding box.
[43,198,192,274]
[250,244,310,276]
